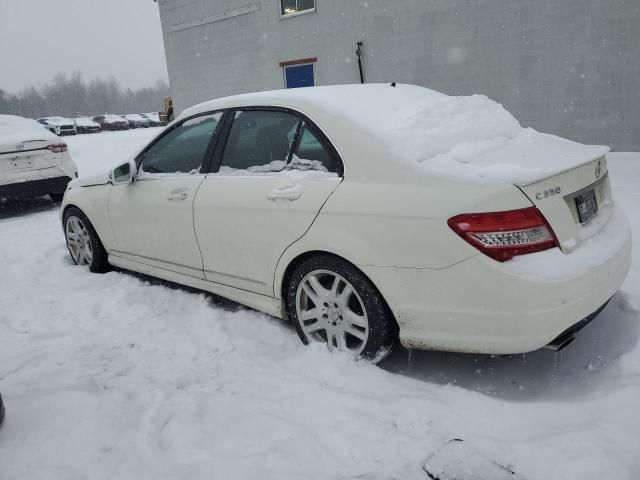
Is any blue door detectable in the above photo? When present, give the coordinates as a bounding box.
[284,64,315,88]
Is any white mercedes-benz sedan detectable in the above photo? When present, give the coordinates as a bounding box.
[60,84,631,359]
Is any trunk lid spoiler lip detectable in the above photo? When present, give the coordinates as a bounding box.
[0,139,55,156]
[513,146,610,188]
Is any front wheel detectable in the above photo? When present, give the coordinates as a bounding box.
[285,254,398,361]
[63,207,110,273]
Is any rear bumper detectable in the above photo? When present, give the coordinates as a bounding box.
[0,175,72,197]
[361,208,632,354]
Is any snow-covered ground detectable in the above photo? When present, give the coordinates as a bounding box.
[0,129,638,479]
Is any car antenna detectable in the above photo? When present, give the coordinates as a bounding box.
[390,82,396,87]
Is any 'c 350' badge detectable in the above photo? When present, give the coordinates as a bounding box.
[595,159,602,179]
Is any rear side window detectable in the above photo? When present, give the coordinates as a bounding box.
[219,110,301,173]
[139,113,222,175]
[291,123,338,173]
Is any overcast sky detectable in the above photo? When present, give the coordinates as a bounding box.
[0,0,169,93]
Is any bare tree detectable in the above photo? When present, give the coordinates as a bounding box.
[0,73,169,119]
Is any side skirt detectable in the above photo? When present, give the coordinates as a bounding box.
[108,253,286,319]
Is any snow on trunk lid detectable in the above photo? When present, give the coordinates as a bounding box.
[516,156,612,252]
[0,146,62,173]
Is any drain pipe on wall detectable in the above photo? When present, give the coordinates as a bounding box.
[356,41,365,83]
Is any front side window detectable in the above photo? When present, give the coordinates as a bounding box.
[281,0,315,16]
[219,110,301,173]
[139,113,222,175]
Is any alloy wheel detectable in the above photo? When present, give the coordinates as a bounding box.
[295,269,369,354]
[65,216,93,266]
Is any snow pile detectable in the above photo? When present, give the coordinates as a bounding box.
[218,157,332,176]
[0,114,57,147]
[321,84,610,183]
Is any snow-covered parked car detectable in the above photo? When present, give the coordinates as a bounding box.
[59,84,631,360]
[74,117,102,134]
[93,114,129,131]
[37,116,77,136]
[1,114,78,201]
[124,114,150,129]
[141,112,165,127]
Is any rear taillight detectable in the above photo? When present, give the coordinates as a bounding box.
[448,207,559,262]
[47,143,68,153]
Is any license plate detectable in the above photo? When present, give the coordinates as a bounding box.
[10,156,34,170]
[575,189,598,224]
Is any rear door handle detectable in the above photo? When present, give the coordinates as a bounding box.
[268,190,302,202]
[167,191,189,201]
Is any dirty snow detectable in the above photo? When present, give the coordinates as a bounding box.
[0,129,639,480]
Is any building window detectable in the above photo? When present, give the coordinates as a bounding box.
[284,64,314,88]
[281,0,315,16]
[279,57,317,88]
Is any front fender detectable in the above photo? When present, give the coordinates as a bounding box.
[61,184,117,253]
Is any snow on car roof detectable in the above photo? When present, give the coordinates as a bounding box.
[44,116,74,124]
[0,114,57,147]
[75,117,99,126]
[183,84,608,184]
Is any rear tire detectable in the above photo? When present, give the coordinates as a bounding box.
[63,207,110,273]
[285,254,398,361]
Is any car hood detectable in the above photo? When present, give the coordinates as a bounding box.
[69,171,110,188]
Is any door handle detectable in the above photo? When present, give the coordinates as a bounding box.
[268,189,303,202]
[167,191,189,201]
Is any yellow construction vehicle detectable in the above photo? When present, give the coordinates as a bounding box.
[159,96,174,125]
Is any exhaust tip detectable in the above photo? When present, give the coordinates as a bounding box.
[543,335,575,352]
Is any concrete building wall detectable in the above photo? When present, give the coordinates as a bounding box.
[157,0,640,150]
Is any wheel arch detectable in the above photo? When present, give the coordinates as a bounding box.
[277,250,396,324]
[60,185,117,254]
[61,202,82,222]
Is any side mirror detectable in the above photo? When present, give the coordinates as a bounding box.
[110,162,134,185]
